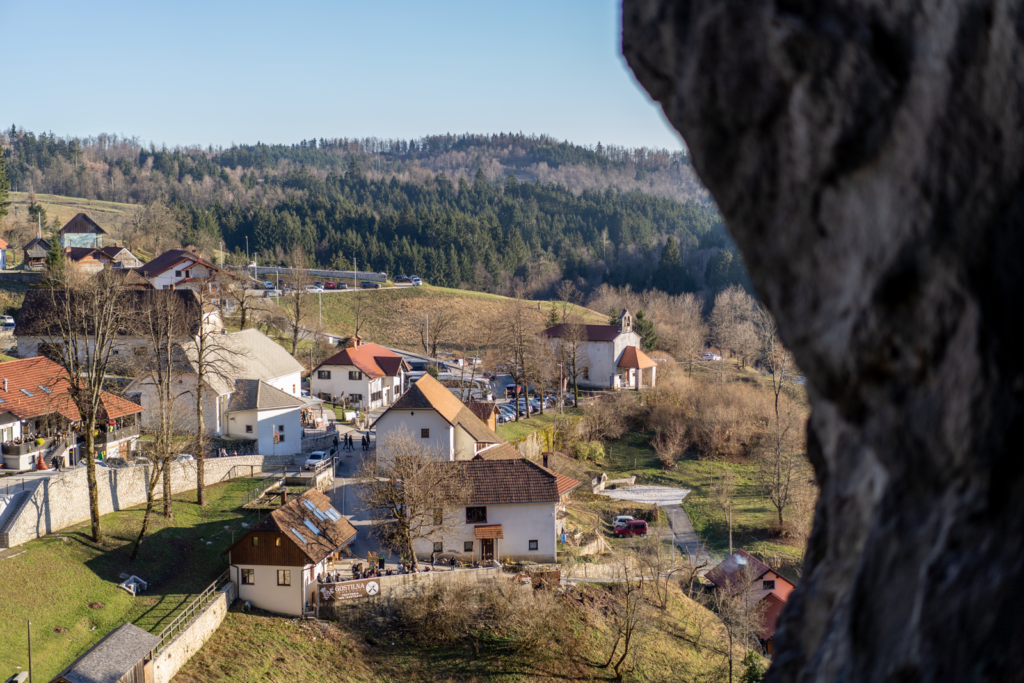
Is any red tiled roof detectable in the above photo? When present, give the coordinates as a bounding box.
[473,443,522,460]
[137,249,218,278]
[555,473,580,497]
[318,342,404,380]
[466,401,498,421]
[461,457,581,505]
[757,592,787,641]
[617,346,657,369]
[542,323,622,342]
[474,524,504,539]
[0,357,143,421]
[0,237,9,249]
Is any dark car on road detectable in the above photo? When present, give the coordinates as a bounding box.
[395,275,411,283]
[337,282,349,290]
[360,281,382,289]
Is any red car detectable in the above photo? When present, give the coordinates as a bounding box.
[325,281,336,290]
[613,520,648,538]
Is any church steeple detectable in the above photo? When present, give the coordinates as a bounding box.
[619,309,632,334]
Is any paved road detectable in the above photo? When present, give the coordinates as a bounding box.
[327,433,386,563]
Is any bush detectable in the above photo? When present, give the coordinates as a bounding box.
[572,441,604,462]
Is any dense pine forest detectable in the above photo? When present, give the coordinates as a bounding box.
[1,126,750,296]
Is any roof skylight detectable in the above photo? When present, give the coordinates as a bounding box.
[20,389,33,397]
[291,528,308,544]
[303,519,322,536]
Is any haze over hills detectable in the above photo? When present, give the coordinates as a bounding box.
[2,127,749,298]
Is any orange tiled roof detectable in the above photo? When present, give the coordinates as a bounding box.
[617,346,657,369]
[0,357,143,421]
[318,342,406,380]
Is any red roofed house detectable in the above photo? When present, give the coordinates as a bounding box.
[310,337,410,410]
[542,309,656,390]
[137,248,220,292]
[226,489,356,616]
[0,357,143,470]
[413,448,582,564]
[705,549,796,656]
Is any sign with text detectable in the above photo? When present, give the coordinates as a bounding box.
[319,579,380,602]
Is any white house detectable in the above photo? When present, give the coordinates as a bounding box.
[411,445,581,564]
[372,374,501,461]
[310,339,409,410]
[125,329,310,454]
[542,309,657,390]
[136,248,220,291]
[227,489,356,616]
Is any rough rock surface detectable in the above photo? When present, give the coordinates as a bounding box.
[623,1,1024,681]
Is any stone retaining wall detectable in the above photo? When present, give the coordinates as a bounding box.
[151,582,237,683]
[3,455,294,548]
[320,566,503,609]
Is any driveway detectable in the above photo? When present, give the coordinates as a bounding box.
[596,485,712,564]
[327,448,386,563]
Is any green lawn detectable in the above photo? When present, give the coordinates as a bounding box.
[596,430,807,577]
[0,478,266,682]
[495,407,581,442]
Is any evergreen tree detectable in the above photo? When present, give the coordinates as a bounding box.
[634,309,657,351]
[608,307,621,326]
[705,249,734,291]
[0,152,10,221]
[654,235,683,293]
[739,652,766,683]
[47,223,64,267]
[547,304,560,328]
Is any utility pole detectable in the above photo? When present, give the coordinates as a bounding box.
[28,619,33,683]
[353,257,357,291]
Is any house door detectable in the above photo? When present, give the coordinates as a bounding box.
[481,538,494,562]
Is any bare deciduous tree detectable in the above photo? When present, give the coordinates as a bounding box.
[676,292,708,375]
[355,430,469,568]
[555,279,583,322]
[283,247,314,356]
[603,553,654,681]
[494,285,538,422]
[710,285,758,370]
[42,266,127,542]
[703,565,770,683]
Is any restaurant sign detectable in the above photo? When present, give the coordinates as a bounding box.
[319,579,381,602]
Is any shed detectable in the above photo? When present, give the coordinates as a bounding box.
[59,213,108,249]
[22,238,50,271]
[50,622,159,683]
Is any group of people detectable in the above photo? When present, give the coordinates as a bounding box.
[339,432,370,452]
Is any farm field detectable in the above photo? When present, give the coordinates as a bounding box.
[0,477,266,682]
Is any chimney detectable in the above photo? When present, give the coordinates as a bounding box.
[542,452,549,469]
[2,378,6,392]
[353,335,361,348]
[279,489,288,506]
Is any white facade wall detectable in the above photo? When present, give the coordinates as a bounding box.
[412,502,559,563]
[129,375,224,436]
[568,330,641,389]
[453,425,484,461]
[148,260,216,290]
[226,406,302,456]
[374,409,453,459]
[310,365,403,409]
[232,564,308,616]
[266,370,302,397]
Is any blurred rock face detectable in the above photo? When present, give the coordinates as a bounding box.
[623,1,1024,680]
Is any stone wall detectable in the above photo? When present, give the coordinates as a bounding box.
[151,582,237,683]
[302,432,340,453]
[4,455,293,548]
[509,428,552,460]
[320,566,503,609]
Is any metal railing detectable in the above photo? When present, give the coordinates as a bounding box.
[152,569,231,653]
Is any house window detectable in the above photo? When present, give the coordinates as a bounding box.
[292,384,296,393]
[763,580,776,590]
[349,371,362,380]
[464,541,474,553]
[252,537,258,546]
[275,537,281,546]
[242,569,255,585]
[277,570,291,586]
[350,394,363,402]
[133,347,148,356]
[318,370,331,380]
[466,507,487,524]
[528,540,539,551]
[245,425,253,433]
[174,270,182,277]
[433,542,443,553]
[582,367,589,379]
[419,428,429,439]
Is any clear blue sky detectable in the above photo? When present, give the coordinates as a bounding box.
[1,0,682,151]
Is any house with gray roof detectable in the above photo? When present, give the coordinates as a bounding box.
[125,329,314,455]
[58,213,108,249]
[51,622,159,683]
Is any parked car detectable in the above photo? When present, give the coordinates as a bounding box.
[410,276,423,286]
[337,282,349,290]
[174,454,195,462]
[1,315,14,330]
[395,275,411,283]
[614,515,636,526]
[314,281,324,288]
[702,352,722,361]
[263,281,275,290]
[305,285,324,293]
[305,450,328,471]
[325,281,336,289]
[360,281,381,289]
[614,520,648,538]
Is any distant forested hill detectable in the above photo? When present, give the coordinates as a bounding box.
[1,126,749,296]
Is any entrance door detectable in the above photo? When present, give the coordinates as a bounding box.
[481,538,494,562]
